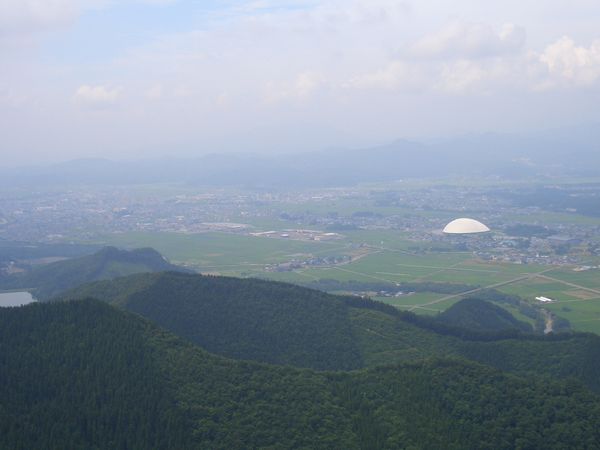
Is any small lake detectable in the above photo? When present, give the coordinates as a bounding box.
[0,291,37,307]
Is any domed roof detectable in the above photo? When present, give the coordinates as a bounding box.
[443,218,490,234]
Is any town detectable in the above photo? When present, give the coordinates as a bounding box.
[1,181,599,270]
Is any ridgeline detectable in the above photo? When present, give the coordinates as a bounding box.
[60,272,600,391]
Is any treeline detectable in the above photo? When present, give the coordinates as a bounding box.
[302,278,477,294]
[507,187,600,217]
[468,289,571,333]
[504,224,554,238]
[436,298,533,332]
[343,294,534,341]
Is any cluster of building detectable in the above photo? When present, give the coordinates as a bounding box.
[250,229,343,241]
[1,183,598,270]
[265,254,352,272]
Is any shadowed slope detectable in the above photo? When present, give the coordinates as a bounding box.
[60,272,600,392]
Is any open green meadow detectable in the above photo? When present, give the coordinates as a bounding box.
[96,232,343,271]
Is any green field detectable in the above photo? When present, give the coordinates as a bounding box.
[97,232,344,272]
[374,293,460,315]
[95,228,600,334]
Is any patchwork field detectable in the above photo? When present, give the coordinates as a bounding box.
[97,230,600,334]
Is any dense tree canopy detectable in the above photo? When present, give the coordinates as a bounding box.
[60,272,600,392]
[2,300,600,449]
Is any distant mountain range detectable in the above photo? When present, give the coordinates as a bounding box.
[3,125,600,187]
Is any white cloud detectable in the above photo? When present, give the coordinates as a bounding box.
[436,60,495,93]
[309,0,411,27]
[0,0,83,37]
[0,88,30,108]
[145,84,163,99]
[0,0,169,41]
[294,72,322,97]
[436,60,485,93]
[410,22,526,60]
[75,84,122,108]
[539,36,600,87]
[3,0,600,166]
[135,0,178,4]
[266,71,325,103]
[344,61,423,90]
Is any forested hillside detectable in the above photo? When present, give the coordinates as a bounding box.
[0,300,191,450]
[0,246,189,300]
[2,300,600,449]
[436,298,533,332]
[61,272,363,370]
[61,272,600,391]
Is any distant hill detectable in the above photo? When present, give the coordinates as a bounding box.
[1,247,190,300]
[437,298,533,333]
[60,272,363,370]
[60,272,600,391]
[2,299,600,449]
[2,125,599,188]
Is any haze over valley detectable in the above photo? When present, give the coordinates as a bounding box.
[3,1,600,448]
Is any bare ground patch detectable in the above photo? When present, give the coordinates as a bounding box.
[566,289,600,300]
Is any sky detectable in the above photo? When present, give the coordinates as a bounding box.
[1,0,600,166]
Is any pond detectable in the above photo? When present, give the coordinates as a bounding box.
[0,291,37,307]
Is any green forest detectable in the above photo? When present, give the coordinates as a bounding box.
[3,249,600,449]
[2,299,600,449]
[60,272,600,392]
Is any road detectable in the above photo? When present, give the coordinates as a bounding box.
[409,266,559,312]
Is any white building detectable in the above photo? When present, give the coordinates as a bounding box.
[443,218,490,234]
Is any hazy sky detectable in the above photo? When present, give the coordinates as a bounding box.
[2,0,600,166]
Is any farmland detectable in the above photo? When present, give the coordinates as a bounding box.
[99,226,600,334]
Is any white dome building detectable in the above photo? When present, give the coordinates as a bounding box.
[443,218,490,234]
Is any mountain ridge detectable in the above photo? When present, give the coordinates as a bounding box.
[59,271,600,391]
[3,125,599,187]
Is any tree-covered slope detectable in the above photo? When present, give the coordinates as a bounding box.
[1,246,189,300]
[61,272,363,370]
[350,305,600,391]
[436,298,533,332]
[2,300,600,449]
[60,272,600,391]
[0,300,191,450]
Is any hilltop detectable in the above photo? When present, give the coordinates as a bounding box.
[1,247,190,300]
[437,298,533,333]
